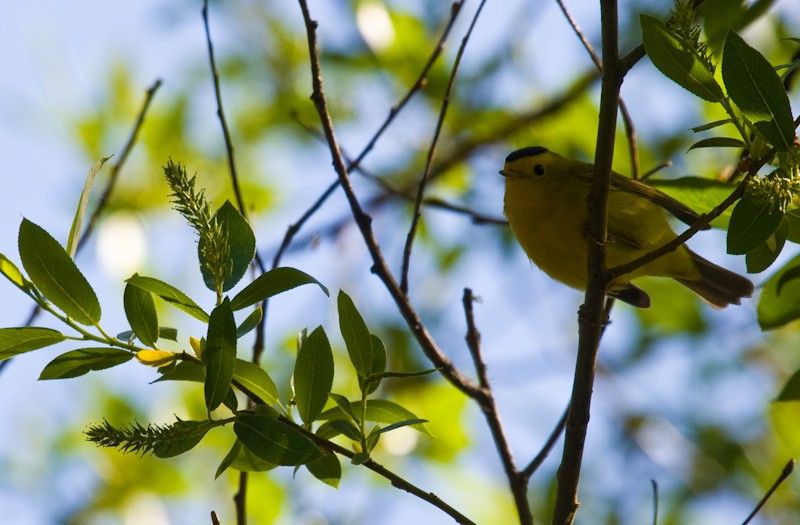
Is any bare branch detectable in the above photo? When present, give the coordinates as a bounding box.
[741,459,795,525]
[296,0,481,399]
[552,0,620,522]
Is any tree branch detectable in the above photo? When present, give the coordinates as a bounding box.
[296,0,481,399]
[552,0,620,522]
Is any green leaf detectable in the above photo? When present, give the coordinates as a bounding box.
[117,327,177,344]
[152,360,205,383]
[329,393,357,421]
[746,219,787,273]
[690,119,733,132]
[329,420,362,441]
[205,299,237,411]
[648,177,736,228]
[371,418,428,435]
[688,137,746,150]
[362,335,387,395]
[758,254,800,330]
[236,306,262,338]
[640,15,724,102]
[775,368,800,402]
[786,208,800,243]
[0,327,67,361]
[126,274,208,322]
[67,155,112,259]
[722,30,796,152]
[338,291,372,378]
[318,399,433,437]
[153,419,218,458]
[234,415,323,466]
[233,359,280,405]
[39,347,133,380]
[351,452,370,465]
[230,267,329,311]
[305,452,341,488]
[123,282,159,348]
[0,253,39,300]
[294,326,334,424]
[199,201,256,293]
[727,191,784,254]
[216,439,278,478]
[18,219,101,325]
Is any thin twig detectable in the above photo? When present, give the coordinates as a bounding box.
[202,0,246,224]
[552,0,620,522]
[400,0,487,294]
[651,480,659,525]
[233,472,247,525]
[462,288,532,524]
[555,0,639,179]
[741,459,795,525]
[269,2,465,272]
[297,0,481,399]
[521,403,569,481]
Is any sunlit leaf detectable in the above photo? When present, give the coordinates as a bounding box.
[199,201,256,292]
[39,347,132,380]
[67,155,113,259]
[123,282,159,347]
[0,327,66,361]
[126,274,208,322]
[18,219,101,325]
[338,291,372,378]
[294,326,334,425]
[233,359,280,406]
[205,299,237,411]
[230,267,328,311]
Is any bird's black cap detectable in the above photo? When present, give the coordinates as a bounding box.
[505,146,548,163]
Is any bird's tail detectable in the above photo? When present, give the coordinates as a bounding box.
[675,249,754,309]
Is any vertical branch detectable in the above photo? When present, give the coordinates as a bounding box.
[399,0,487,294]
[552,0,620,523]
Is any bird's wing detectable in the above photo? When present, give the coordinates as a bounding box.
[611,174,710,230]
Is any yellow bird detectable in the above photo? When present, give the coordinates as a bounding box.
[500,146,754,309]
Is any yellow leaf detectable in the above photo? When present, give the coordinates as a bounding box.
[190,336,203,358]
[136,349,176,367]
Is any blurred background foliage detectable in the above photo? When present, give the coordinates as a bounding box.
[2,0,800,523]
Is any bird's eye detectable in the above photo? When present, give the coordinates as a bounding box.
[534,164,545,176]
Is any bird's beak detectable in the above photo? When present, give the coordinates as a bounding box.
[499,169,514,178]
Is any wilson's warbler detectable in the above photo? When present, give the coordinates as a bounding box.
[500,146,754,309]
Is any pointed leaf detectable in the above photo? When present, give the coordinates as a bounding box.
[0,253,39,300]
[39,347,132,380]
[305,451,341,488]
[329,420,362,441]
[688,137,746,150]
[153,419,218,458]
[152,360,205,383]
[318,399,433,437]
[234,415,323,466]
[722,30,796,151]
[126,274,208,322]
[746,219,787,273]
[123,282,159,347]
[18,219,101,325]
[775,368,800,402]
[690,119,733,132]
[233,359,280,405]
[294,326,334,424]
[236,306,262,338]
[337,291,372,377]
[205,299,237,411]
[230,267,328,311]
[0,327,67,361]
[727,191,784,254]
[758,254,800,330]
[641,15,724,102]
[199,201,256,292]
[136,350,177,367]
[362,335,387,395]
[67,156,112,259]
